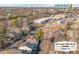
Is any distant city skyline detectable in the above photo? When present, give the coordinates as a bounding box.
[0,4,79,7]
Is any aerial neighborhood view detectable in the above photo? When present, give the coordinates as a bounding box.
[0,4,79,54]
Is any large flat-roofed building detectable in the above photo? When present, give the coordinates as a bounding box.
[33,17,52,24]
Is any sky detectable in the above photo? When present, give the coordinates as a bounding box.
[0,4,79,7]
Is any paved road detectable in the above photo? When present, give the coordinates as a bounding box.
[8,37,26,49]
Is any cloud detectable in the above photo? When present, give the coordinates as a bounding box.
[0,4,78,7]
